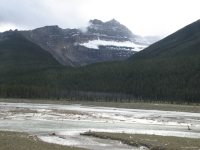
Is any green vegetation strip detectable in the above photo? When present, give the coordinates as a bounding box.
[0,130,87,150]
[81,132,200,150]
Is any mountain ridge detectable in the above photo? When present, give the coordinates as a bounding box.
[1,19,160,67]
[87,18,143,44]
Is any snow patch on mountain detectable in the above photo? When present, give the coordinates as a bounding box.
[79,39,147,51]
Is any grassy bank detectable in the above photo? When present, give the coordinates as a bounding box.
[81,132,200,150]
[0,98,200,113]
[0,131,86,150]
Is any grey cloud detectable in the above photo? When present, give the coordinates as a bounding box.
[0,0,90,30]
[1,0,200,36]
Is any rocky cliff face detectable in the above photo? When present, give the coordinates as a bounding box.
[86,19,143,43]
[19,19,159,66]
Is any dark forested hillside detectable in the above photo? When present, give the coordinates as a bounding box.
[0,32,62,68]
[129,19,200,59]
[0,32,71,98]
[0,20,200,103]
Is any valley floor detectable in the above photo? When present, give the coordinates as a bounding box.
[0,98,200,150]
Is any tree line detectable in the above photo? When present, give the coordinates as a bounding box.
[1,55,200,104]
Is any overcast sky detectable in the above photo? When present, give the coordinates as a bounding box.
[0,0,200,37]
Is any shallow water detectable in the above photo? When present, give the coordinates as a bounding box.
[0,102,200,149]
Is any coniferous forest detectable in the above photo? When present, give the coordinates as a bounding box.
[0,20,200,104]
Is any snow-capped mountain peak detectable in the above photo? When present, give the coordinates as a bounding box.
[78,19,152,51]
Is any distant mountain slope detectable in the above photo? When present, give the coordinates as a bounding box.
[20,25,138,66]
[0,32,65,90]
[130,20,200,59]
[0,32,61,67]
[19,19,159,66]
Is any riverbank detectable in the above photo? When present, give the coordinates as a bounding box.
[81,131,200,150]
[0,130,87,150]
[2,129,199,150]
[0,98,200,113]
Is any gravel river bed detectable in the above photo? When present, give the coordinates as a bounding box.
[0,102,200,149]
